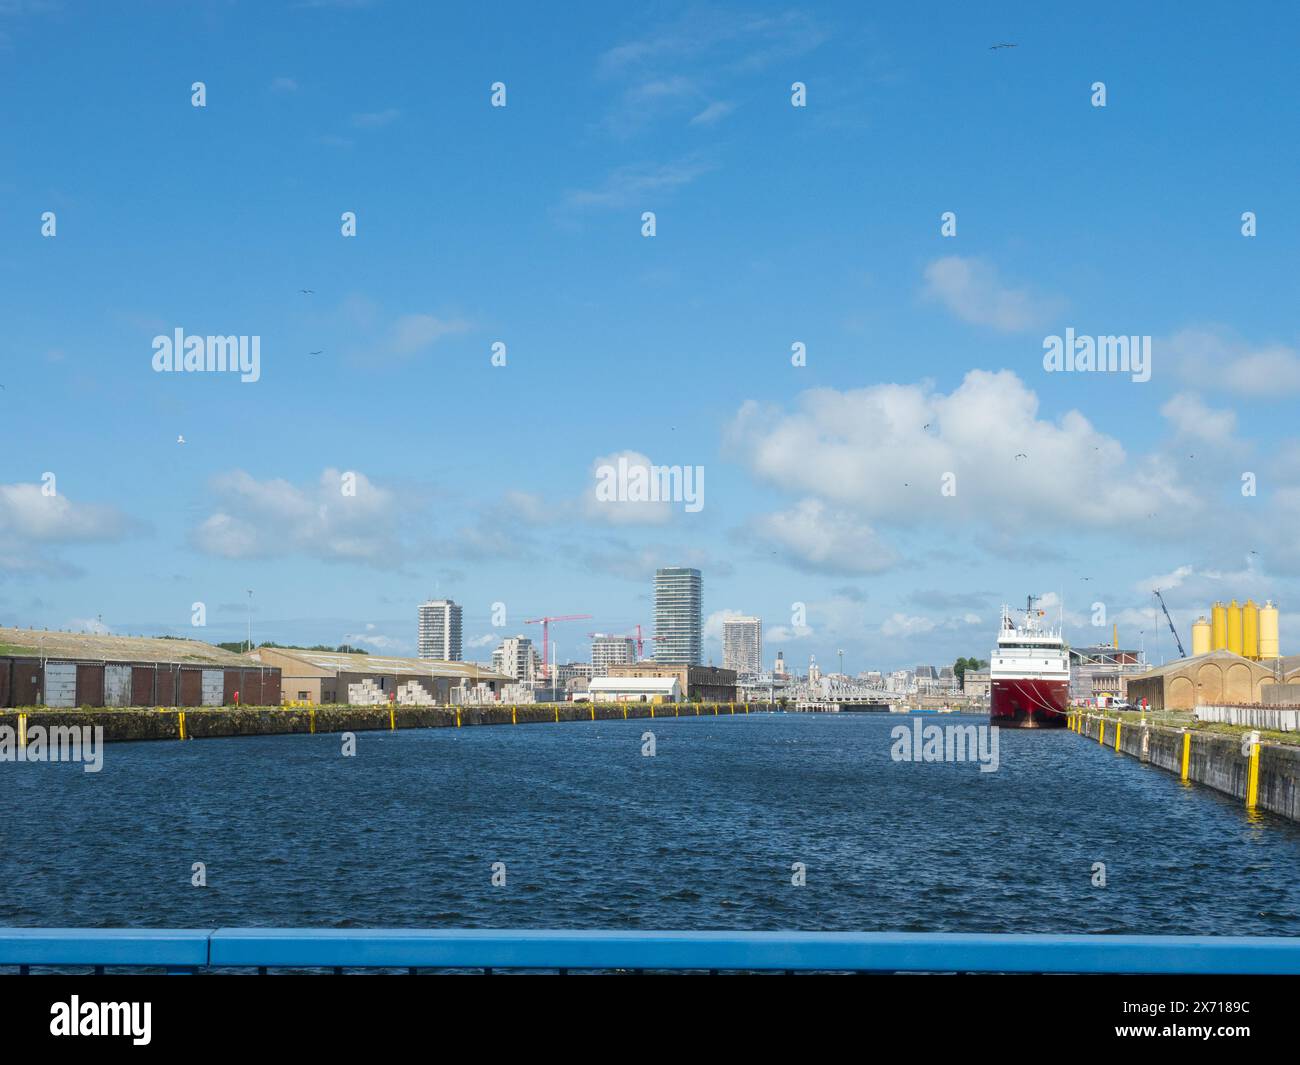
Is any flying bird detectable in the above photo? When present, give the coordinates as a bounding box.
[1014,453,1028,460]
[308,350,323,356]
[989,43,1018,50]
[299,288,314,295]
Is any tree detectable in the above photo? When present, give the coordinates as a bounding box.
[953,657,988,685]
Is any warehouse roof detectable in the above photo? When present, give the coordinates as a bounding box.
[254,646,510,682]
[0,627,261,667]
[1131,650,1300,679]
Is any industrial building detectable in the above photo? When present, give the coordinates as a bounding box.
[587,676,680,703]
[607,662,736,702]
[251,646,508,706]
[1127,597,1290,710]
[1127,651,1300,710]
[1069,644,1146,705]
[0,627,279,707]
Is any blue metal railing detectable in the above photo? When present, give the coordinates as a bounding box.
[2,929,1299,973]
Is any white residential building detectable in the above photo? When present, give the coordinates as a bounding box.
[722,615,762,675]
[591,635,636,673]
[417,599,463,661]
[491,635,539,682]
[654,567,702,665]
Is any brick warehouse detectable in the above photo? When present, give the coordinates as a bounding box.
[0,627,280,708]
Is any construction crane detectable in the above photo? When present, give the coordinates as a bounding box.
[1153,589,1186,659]
[525,614,593,680]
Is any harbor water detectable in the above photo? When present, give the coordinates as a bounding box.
[2,713,1297,934]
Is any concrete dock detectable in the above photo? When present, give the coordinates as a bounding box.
[1071,711,1300,822]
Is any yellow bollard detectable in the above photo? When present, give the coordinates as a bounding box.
[713,704,718,716]
[622,706,627,720]
[1098,720,1105,746]
[1114,720,1122,752]
[310,708,316,734]
[1181,731,1191,781]
[650,705,655,719]
[177,711,186,741]
[696,706,700,716]
[729,702,735,715]
[512,705,517,725]
[1247,737,1261,810]
[590,705,595,721]
[675,706,679,717]
[456,707,462,728]
[17,712,27,749]
[554,705,559,723]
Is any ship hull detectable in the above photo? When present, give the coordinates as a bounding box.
[989,678,1068,728]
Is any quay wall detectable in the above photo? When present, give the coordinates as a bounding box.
[0,701,771,745]
[1075,713,1300,822]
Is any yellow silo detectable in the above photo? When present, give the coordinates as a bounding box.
[1191,616,1212,656]
[1227,599,1243,655]
[1211,601,1228,651]
[1243,599,1260,660]
[1259,600,1280,659]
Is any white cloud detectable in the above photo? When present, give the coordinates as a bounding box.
[1160,392,1237,443]
[560,157,714,212]
[191,468,402,566]
[0,482,136,575]
[690,100,735,125]
[351,108,401,128]
[1168,328,1300,397]
[751,499,898,575]
[390,313,470,356]
[583,450,675,526]
[880,612,981,638]
[728,370,1200,539]
[342,630,408,652]
[922,256,1062,332]
[270,76,298,93]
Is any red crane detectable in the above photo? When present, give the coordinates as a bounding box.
[525,614,593,680]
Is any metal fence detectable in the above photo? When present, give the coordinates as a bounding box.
[1195,705,1300,732]
[2,929,1299,974]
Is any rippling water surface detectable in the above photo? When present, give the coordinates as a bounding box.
[3,712,1298,934]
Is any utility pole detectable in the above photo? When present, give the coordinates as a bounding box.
[247,589,253,654]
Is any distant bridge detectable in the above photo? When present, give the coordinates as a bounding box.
[793,698,893,713]
[785,680,894,713]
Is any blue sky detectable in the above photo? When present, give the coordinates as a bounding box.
[3,0,1300,673]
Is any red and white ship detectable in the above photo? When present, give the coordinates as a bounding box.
[989,596,1069,728]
